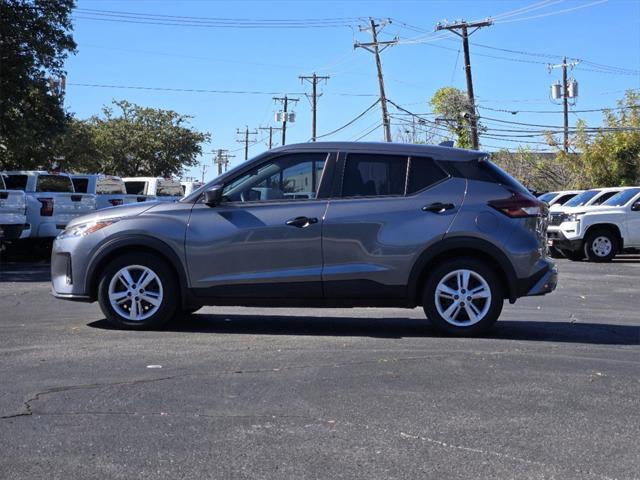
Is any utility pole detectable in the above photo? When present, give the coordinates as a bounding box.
[273,95,299,146]
[236,126,258,161]
[549,57,579,153]
[200,163,208,183]
[259,126,282,149]
[355,19,397,142]
[299,73,330,141]
[214,149,235,175]
[436,18,492,150]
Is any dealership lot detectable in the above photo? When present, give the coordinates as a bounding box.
[0,255,638,480]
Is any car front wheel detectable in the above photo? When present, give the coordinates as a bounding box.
[423,258,504,336]
[584,229,617,262]
[97,253,178,329]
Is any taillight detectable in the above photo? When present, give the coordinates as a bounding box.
[38,198,54,216]
[109,199,123,206]
[489,190,543,218]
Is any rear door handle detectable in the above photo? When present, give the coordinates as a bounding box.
[422,202,455,213]
[285,216,318,228]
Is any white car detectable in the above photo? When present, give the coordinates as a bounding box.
[0,173,31,241]
[547,186,640,261]
[537,190,583,207]
[71,174,151,210]
[123,177,183,202]
[2,171,96,239]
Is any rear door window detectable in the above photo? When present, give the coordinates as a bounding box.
[342,154,407,197]
[406,156,449,194]
[36,175,74,192]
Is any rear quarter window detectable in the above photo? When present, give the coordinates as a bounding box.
[440,159,531,195]
[36,175,74,193]
[96,178,126,194]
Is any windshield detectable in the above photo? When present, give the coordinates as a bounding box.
[564,190,599,207]
[538,192,557,203]
[96,178,127,194]
[602,188,640,207]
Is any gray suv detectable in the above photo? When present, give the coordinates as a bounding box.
[51,142,557,336]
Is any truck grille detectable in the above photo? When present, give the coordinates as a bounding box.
[549,212,566,226]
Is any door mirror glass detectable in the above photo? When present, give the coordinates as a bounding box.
[204,185,224,207]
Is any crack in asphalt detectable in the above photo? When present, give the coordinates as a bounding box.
[399,432,620,480]
[0,376,174,420]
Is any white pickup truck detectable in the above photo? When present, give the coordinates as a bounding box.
[123,177,183,202]
[71,174,151,210]
[2,171,96,238]
[0,174,31,241]
[547,186,640,261]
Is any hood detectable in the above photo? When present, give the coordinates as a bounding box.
[65,201,160,228]
[550,204,610,215]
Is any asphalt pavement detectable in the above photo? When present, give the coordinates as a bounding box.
[0,253,638,480]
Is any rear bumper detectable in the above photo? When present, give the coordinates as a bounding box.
[515,260,558,298]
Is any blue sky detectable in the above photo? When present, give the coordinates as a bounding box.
[64,0,640,181]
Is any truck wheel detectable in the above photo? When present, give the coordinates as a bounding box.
[584,229,618,262]
[98,253,178,329]
[422,258,504,336]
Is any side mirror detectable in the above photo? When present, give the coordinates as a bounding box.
[203,185,224,207]
[631,201,640,212]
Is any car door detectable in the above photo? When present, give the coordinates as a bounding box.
[185,151,332,299]
[321,151,466,300]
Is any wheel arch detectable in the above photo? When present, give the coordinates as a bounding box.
[85,235,190,306]
[407,237,518,305]
[584,223,623,250]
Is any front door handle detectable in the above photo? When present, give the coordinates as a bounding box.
[285,216,318,228]
[422,202,455,213]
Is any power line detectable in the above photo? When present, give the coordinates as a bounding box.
[67,82,375,97]
[478,104,639,114]
[314,99,380,140]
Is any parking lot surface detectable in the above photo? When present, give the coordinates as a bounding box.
[0,254,638,480]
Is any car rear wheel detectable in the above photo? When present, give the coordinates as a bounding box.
[423,258,504,336]
[98,253,178,329]
[584,229,617,262]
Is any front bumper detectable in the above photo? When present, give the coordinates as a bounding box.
[547,226,583,253]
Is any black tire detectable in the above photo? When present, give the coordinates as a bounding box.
[181,306,202,316]
[97,253,178,329]
[422,258,504,337]
[559,249,585,261]
[583,229,618,262]
[548,246,564,259]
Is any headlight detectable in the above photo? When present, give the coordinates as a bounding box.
[566,213,583,222]
[58,219,119,239]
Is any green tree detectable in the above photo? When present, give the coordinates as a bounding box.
[0,0,76,170]
[429,87,475,149]
[551,90,640,189]
[491,147,574,192]
[66,100,210,177]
